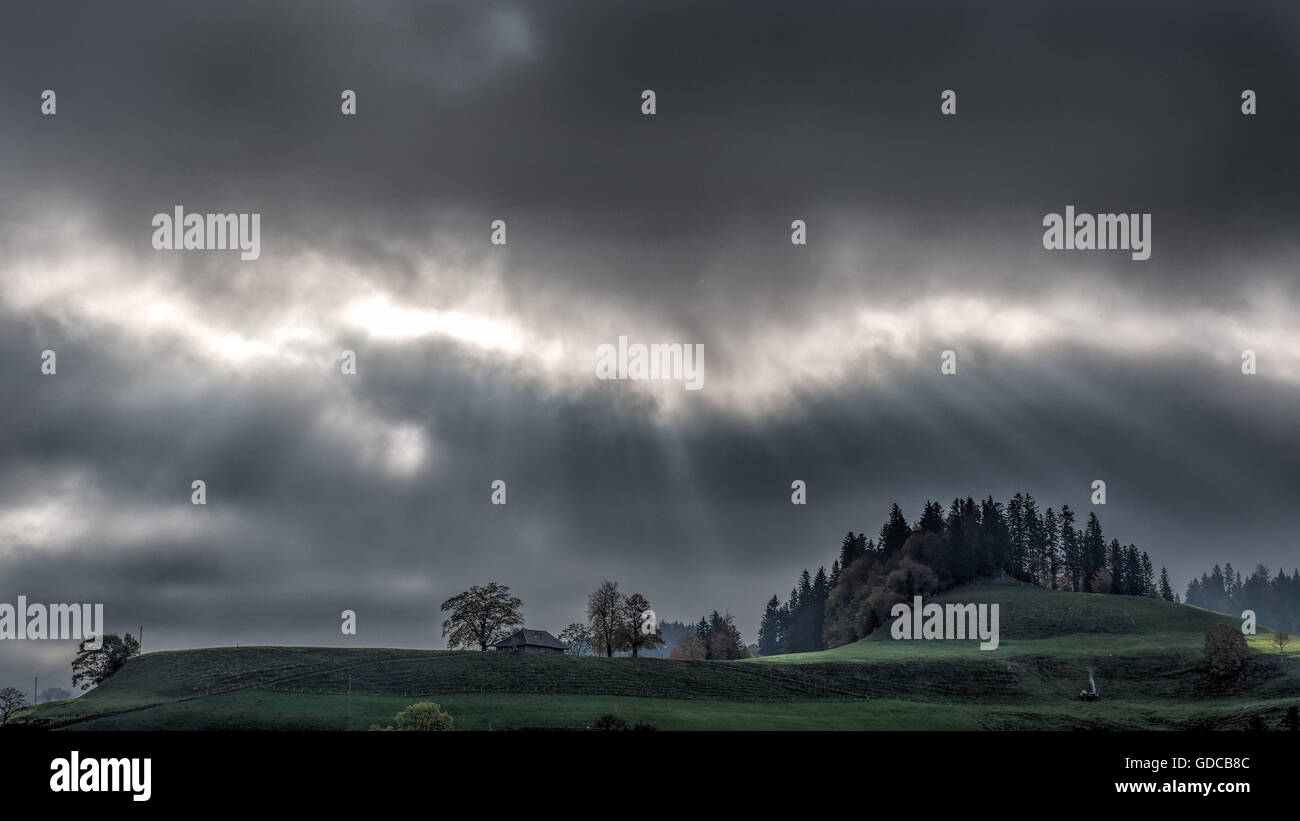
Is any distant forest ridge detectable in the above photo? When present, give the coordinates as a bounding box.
[760,493,1208,657]
[1185,564,1300,636]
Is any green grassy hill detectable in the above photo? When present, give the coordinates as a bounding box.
[12,580,1300,731]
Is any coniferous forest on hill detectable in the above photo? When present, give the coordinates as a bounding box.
[758,493,1298,656]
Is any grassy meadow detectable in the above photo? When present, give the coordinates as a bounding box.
[13,580,1300,731]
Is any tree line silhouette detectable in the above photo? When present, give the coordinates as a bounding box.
[1186,563,1300,635]
[759,493,1168,655]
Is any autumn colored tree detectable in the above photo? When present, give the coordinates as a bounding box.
[1204,623,1250,677]
[669,632,706,660]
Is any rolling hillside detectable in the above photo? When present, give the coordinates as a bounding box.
[12,580,1300,731]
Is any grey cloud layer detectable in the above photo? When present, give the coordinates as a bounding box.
[1,1,1298,689]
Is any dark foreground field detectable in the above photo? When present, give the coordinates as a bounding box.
[14,581,1300,730]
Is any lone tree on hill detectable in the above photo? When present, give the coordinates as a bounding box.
[1203,623,1250,678]
[440,582,524,651]
[0,687,28,724]
[72,633,140,690]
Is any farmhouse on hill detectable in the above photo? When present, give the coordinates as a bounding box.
[491,628,567,654]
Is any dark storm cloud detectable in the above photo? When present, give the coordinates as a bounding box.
[3,0,1299,294]
[1,1,1297,689]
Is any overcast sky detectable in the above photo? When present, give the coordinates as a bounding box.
[2,0,1298,692]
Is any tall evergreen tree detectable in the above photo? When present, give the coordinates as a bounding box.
[776,600,793,652]
[1108,539,1125,594]
[811,567,829,652]
[957,497,986,578]
[1140,552,1156,597]
[794,569,815,652]
[1007,494,1026,580]
[780,585,799,653]
[1042,507,1061,589]
[878,504,911,557]
[1158,566,1175,602]
[1123,545,1142,596]
[839,532,865,570]
[1083,512,1106,588]
[1022,495,1042,584]
[1059,505,1081,591]
[1208,565,1227,610]
[980,496,1011,575]
[757,595,782,656]
[918,500,945,534]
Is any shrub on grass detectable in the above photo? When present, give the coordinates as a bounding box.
[1203,623,1249,678]
[393,701,454,731]
[592,714,627,731]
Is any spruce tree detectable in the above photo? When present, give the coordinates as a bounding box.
[1209,565,1227,610]
[878,504,911,557]
[1042,507,1061,589]
[919,500,945,534]
[795,570,815,652]
[1158,566,1175,602]
[812,567,829,651]
[1140,552,1156,597]
[1059,505,1081,591]
[1083,512,1106,588]
[1021,495,1042,584]
[839,532,864,570]
[1123,545,1142,596]
[980,497,1011,575]
[1109,539,1125,594]
[758,595,782,656]
[1007,494,1025,580]
[779,586,801,653]
[957,497,986,578]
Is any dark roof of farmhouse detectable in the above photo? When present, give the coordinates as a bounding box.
[492,629,566,649]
